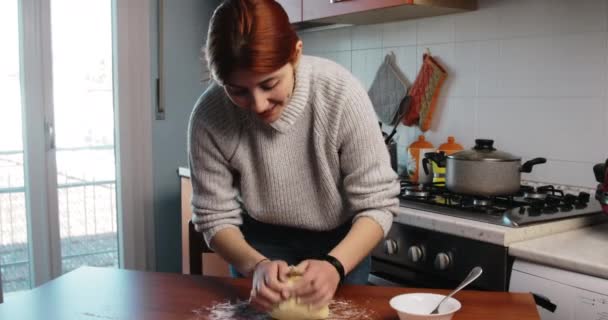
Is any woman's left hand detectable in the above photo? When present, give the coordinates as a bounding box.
[288,259,340,309]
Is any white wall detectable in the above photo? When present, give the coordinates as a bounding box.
[299,0,608,188]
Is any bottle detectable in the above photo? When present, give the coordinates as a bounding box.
[407,135,435,184]
[437,136,464,155]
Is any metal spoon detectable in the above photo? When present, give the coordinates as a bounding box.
[430,266,483,314]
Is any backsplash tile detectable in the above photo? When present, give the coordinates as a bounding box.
[351,49,383,90]
[382,20,416,47]
[314,51,352,70]
[352,24,383,50]
[299,0,608,187]
[546,0,607,34]
[494,33,607,97]
[476,97,605,163]
[423,97,477,149]
[416,15,455,45]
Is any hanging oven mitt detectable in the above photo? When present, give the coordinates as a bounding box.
[403,52,447,131]
[368,52,409,126]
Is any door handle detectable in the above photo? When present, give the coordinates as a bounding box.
[330,0,350,3]
[46,121,56,151]
[531,293,557,313]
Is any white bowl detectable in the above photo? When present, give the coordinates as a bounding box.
[389,293,462,320]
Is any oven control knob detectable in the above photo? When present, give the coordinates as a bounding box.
[384,239,398,255]
[434,252,452,271]
[407,246,424,263]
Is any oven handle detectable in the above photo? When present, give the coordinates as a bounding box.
[531,292,557,313]
[367,273,404,287]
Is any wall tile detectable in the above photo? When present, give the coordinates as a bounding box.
[423,97,477,149]
[525,160,599,189]
[322,27,352,52]
[453,0,501,42]
[416,15,454,45]
[477,40,501,97]
[382,20,416,47]
[493,0,552,39]
[351,49,383,90]
[479,33,608,97]
[352,24,383,50]
[545,0,608,34]
[489,0,607,40]
[299,31,325,53]
[299,27,352,53]
[314,51,352,71]
[477,97,605,163]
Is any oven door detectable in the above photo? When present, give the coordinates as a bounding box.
[369,222,512,291]
[369,258,465,288]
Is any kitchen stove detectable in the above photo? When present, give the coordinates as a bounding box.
[369,179,604,292]
[398,180,602,227]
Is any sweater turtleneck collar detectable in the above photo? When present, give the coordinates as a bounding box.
[267,55,312,133]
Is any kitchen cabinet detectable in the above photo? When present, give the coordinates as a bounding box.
[180,174,230,277]
[277,0,302,23]
[301,0,477,26]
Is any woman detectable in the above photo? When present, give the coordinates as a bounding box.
[187,0,399,312]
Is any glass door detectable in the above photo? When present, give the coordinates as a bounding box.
[0,0,121,296]
[50,0,119,274]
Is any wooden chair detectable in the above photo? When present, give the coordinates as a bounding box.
[187,220,206,275]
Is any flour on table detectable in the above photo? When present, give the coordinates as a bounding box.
[193,299,269,320]
[192,298,378,320]
[328,299,378,320]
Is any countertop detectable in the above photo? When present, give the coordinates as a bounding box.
[394,206,607,246]
[0,266,540,320]
[509,222,608,280]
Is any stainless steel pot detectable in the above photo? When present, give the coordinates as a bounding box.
[446,139,546,196]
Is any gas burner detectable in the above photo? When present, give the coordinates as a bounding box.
[523,192,547,200]
[473,198,494,207]
[403,186,432,198]
[398,179,602,227]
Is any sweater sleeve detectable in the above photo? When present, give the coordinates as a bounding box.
[336,77,400,236]
[187,96,244,247]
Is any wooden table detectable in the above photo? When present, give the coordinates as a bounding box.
[0,267,539,319]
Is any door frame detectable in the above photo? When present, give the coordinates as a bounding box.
[18,0,155,288]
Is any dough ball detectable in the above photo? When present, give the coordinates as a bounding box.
[268,274,330,320]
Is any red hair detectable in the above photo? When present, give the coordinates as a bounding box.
[205,0,300,84]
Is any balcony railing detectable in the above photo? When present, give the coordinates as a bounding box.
[0,147,118,294]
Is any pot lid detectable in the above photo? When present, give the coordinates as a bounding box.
[448,139,521,161]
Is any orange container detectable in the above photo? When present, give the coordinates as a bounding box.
[407,135,435,183]
[437,136,464,155]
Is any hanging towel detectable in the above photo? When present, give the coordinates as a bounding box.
[368,52,409,125]
[402,53,447,131]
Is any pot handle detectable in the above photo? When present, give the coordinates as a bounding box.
[423,158,431,175]
[594,163,606,183]
[520,157,547,173]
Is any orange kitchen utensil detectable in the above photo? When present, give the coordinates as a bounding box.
[407,135,435,184]
[438,136,464,155]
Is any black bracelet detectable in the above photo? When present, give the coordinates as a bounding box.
[320,255,345,285]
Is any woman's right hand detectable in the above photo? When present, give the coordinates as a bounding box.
[249,259,292,311]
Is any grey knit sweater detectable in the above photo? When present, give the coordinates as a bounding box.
[188,55,400,246]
